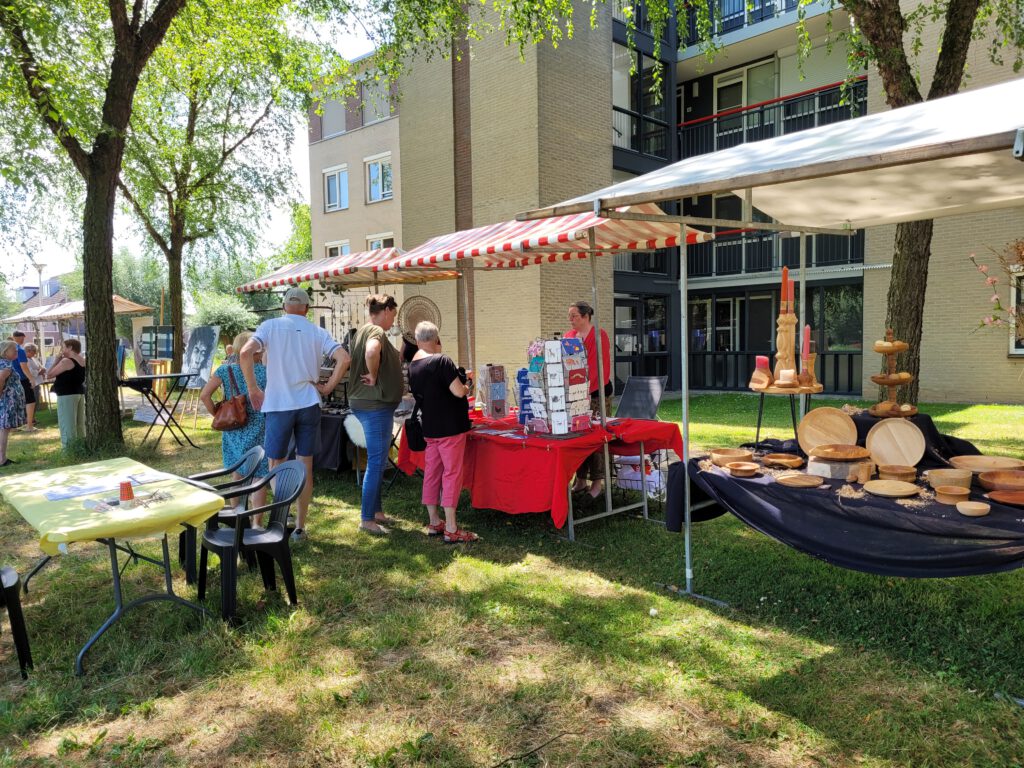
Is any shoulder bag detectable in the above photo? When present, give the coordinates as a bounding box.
[404,401,427,452]
[211,366,249,432]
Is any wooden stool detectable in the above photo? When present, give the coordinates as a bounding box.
[1,567,33,679]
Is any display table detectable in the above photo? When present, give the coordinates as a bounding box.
[674,414,1024,578]
[315,411,350,471]
[121,372,198,449]
[0,457,224,674]
[397,416,683,530]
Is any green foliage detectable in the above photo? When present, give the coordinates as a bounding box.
[62,247,167,337]
[273,203,313,266]
[191,292,258,343]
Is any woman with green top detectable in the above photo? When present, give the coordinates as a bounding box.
[348,294,404,536]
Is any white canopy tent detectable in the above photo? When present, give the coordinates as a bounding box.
[518,77,1024,601]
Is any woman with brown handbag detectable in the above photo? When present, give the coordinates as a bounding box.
[201,331,269,506]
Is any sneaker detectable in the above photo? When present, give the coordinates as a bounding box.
[290,528,308,544]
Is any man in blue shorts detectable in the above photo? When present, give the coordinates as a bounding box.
[240,287,350,543]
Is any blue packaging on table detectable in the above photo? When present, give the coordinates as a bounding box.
[561,338,584,357]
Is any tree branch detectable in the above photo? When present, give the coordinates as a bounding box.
[135,0,188,64]
[109,0,132,52]
[130,0,146,32]
[118,179,172,257]
[194,99,274,189]
[928,0,983,99]
[0,7,91,177]
[841,0,922,107]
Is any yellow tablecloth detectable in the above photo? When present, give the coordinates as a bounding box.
[0,457,223,555]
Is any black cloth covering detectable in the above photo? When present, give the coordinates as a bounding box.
[667,412,1024,578]
[314,412,348,471]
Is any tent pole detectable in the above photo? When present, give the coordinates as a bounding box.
[460,270,476,397]
[799,234,807,420]
[672,219,726,607]
[588,229,613,519]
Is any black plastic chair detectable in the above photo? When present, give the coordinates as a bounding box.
[197,460,305,622]
[1,567,33,679]
[179,446,266,583]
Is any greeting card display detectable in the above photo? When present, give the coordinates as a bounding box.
[481,364,507,418]
[524,336,593,435]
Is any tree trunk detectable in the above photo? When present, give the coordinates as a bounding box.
[168,250,184,372]
[882,219,933,403]
[82,154,125,448]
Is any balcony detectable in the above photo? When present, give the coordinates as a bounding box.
[678,77,867,160]
[614,105,671,159]
[687,230,864,278]
[684,0,800,46]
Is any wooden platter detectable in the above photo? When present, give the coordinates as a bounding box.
[987,490,1024,507]
[866,418,925,467]
[776,472,824,489]
[978,470,1024,492]
[797,407,857,457]
[762,453,804,469]
[873,340,909,354]
[869,372,914,387]
[710,448,753,468]
[810,444,870,461]
[950,455,1024,473]
[863,479,920,498]
[762,383,823,395]
[868,401,918,419]
[877,464,916,483]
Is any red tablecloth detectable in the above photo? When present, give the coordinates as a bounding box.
[396,417,683,529]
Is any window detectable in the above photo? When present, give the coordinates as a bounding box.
[323,165,348,212]
[367,233,395,250]
[361,78,393,124]
[366,154,393,202]
[326,241,350,259]
[611,43,669,158]
[1011,271,1024,356]
[321,100,347,138]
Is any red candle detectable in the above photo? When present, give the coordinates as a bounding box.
[802,325,810,358]
[781,266,789,309]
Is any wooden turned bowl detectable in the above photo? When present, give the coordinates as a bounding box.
[726,461,760,478]
[934,485,970,505]
[956,501,990,517]
[925,468,972,490]
[978,470,1024,492]
[711,448,753,468]
[810,444,871,461]
[878,464,916,483]
[762,453,804,469]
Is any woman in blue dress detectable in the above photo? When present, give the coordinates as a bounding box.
[0,340,27,467]
[200,331,269,506]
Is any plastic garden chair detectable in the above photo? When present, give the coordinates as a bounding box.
[197,460,305,622]
[1,567,33,678]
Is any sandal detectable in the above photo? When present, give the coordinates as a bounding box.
[374,514,397,526]
[443,528,479,544]
[426,521,445,536]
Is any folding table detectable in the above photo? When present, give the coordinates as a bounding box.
[121,371,199,448]
[0,457,224,674]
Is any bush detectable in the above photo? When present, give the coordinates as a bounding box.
[191,294,258,344]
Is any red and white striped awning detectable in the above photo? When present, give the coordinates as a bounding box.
[235,248,459,293]
[379,203,712,270]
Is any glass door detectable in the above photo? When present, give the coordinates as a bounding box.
[614,299,640,393]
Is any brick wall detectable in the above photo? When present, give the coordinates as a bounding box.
[862,13,1024,402]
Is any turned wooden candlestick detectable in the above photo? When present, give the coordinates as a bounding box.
[773,312,797,380]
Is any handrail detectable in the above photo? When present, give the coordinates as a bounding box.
[677,76,867,128]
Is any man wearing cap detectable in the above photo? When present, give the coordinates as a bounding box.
[239,287,350,543]
[10,332,37,432]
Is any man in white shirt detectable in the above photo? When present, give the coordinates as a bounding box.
[240,287,350,542]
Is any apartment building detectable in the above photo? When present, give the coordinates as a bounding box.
[306,64,403,339]
[308,3,1023,401]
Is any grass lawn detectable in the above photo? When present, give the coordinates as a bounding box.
[1,393,1023,767]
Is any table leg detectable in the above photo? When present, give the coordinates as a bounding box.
[754,393,766,449]
[566,484,576,542]
[75,537,210,676]
[789,395,799,442]
[152,382,199,449]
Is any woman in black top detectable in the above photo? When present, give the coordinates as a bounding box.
[45,339,87,449]
[408,321,477,543]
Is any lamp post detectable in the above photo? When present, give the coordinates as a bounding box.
[27,256,45,356]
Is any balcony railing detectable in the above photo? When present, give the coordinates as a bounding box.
[678,78,867,160]
[687,230,864,278]
[684,0,800,45]
[689,351,862,395]
[614,105,670,159]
